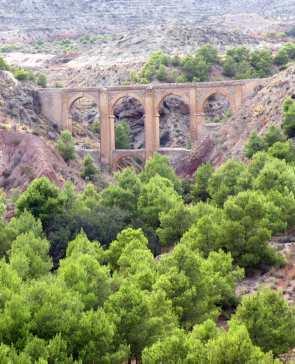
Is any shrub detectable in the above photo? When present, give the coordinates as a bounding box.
[57,130,75,162]
[81,154,98,181]
[268,140,295,162]
[233,289,295,355]
[181,55,210,82]
[140,153,181,192]
[282,43,295,59]
[208,160,252,206]
[223,56,237,77]
[282,98,295,138]
[191,163,214,201]
[183,190,285,270]
[156,64,168,81]
[244,133,266,158]
[138,175,182,228]
[13,68,35,81]
[274,48,289,66]
[264,126,286,147]
[244,127,286,159]
[36,73,47,88]
[196,45,219,65]
[16,177,63,228]
[250,49,273,77]
[115,121,130,149]
[0,57,9,71]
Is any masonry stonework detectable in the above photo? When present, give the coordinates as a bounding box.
[38,79,268,168]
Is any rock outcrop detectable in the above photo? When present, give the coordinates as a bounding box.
[0,71,42,126]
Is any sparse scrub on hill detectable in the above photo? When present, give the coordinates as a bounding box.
[282,97,295,137]
[0,57,48,87]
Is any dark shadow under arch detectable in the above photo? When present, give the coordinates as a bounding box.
[203,93,231,123]
[69,95,100,149]
[113,96,145,150]
[159,95,191,149]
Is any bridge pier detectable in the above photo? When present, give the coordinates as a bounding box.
[100,90,113,165]
[144,89,158,160]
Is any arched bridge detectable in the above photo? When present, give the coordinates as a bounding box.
[38,79,268,167]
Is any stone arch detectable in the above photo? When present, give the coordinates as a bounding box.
[158,93,191,149]
[157,92,190,113]
[110,92,146,112]
[202,91,232,123]
[67,91,99,111]
[68,94,100,149]
[112,95,146,150]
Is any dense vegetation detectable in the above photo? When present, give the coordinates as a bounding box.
[131,43,295,84]
[0,100,294,362]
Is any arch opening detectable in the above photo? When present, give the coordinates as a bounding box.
[159,95,191,149]
[113,96,145,150]
[69,96,100,150]
[203,93,231,123]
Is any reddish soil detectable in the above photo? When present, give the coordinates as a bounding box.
[0,129,84,193]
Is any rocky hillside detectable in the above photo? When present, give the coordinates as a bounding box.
[1,0,294,88]
[0,71,85,192]
[0,0,293,39]
[210,65,295,164]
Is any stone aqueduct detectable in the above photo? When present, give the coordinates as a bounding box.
[38,79,267,167]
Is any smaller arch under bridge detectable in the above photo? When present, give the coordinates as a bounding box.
[38,79,268,168]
